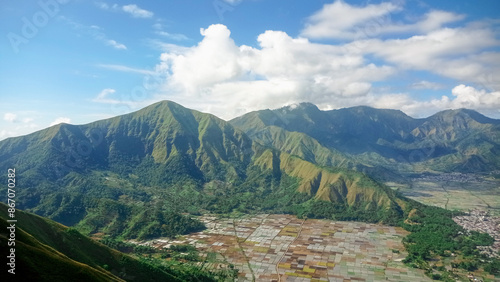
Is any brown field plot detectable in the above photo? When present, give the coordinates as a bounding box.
[145,214,430,281]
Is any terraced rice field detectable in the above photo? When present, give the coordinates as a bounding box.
[145,214,430,281]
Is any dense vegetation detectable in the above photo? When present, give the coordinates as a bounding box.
[230,103,500,176]
[0,203,236,281]
[0,102,404,240]
[399,199,500,280]
[1,100,499,280]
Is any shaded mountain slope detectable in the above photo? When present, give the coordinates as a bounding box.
[230,103,500,175]
[0,202,186,282]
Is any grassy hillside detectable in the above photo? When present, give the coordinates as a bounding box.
[0,218,122,281]
[0,202,236,281]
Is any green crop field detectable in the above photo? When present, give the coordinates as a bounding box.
[389,175,500,215]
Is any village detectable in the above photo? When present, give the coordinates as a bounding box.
[415,172,483,183]
[453,209,500,258]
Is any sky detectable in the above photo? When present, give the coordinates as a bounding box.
[1,0,499,140]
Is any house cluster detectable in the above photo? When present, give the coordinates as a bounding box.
[453,209,500,258]
[416,172,481,183]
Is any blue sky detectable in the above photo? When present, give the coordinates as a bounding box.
[1,0,499,140]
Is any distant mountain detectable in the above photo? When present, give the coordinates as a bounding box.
[0,101,403,239]
[230,103,500,175]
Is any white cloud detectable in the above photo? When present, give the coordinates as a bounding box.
[105,39,127,50]
[414,10,465,33]
[222,0,242,4]
[50,117,71,126]
[411,80,445,90]
[449,84,500,110]
[152,23,189,41]
[96,88,116,100]
[301,1,465,40]
[61,17,127,50]
[122,4,153,18]
[149,21,500,120]
[365,85,500,118]
[154,24,394,119]
[95,2,109,10]
[96,3,153,18]
[97,64,155,75]
[4,113,17,122]
[361,25,500,85]
[301,0,401,40]
[91,88,146,109]
[155,31,189,41]
[0,130,16,140]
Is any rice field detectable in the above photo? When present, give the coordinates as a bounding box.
[392,176,500,214]
[144,214,430,281]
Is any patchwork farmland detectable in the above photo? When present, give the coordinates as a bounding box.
[392,175,500,214]
[142,214,430,281]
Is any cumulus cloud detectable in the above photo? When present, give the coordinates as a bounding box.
[368,85,500,118]
[0,130,16,140]
[0,111,51,140]
[50,117,71,126]
[155,24,395,119]
[4,113,17,122]
[301,0,401,40]
[361,25,500,86]
[139,0,500,120]
[449,84,500,110]
[301,1,465,40]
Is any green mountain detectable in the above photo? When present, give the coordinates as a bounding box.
[230,103,500,175]
[1,100,498,281]
[0,101,403,240]
[0,202,216,282]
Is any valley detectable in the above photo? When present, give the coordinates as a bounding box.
[391,174,500,214]
[135,214,431,281]
[1,101,499,281]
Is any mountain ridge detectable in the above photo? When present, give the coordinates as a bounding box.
[230,103,500,176]
[0,100,406,239]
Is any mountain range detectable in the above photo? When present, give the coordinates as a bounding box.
[230,103,500,177]
[0,101,498,240]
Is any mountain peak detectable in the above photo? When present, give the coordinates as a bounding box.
[281,102,320,112]
[429,108,499,124]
